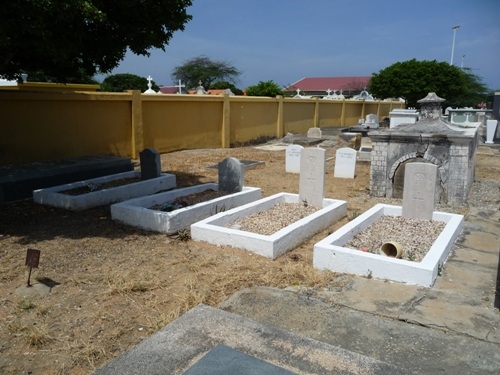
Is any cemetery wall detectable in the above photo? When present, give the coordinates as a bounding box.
[0,90,403,166]
[142,95,223,152]
[0,91,132,165]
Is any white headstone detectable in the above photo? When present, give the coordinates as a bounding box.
[285,145,303,173]
[307,127,322,139]
[334,148,357,178]
[402,163,437,220]
[365,113,379,124]
[299,148,326,208]
[485,119,498,144]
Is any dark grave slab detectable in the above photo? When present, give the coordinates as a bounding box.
[183,344,297,375]
[0,155,133,202]
[207,159,264,170]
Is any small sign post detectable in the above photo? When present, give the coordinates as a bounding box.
[25,248,41,287]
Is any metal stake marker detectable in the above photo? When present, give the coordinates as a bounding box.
[25,248,41,287]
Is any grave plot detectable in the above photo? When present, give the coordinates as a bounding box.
[191,192,347,259]
[33,170,176,211]
[313,204,463,287]
[191,148,347,259]
[314,163,464,286]
[111,183,261,234]
[111,157,261,234]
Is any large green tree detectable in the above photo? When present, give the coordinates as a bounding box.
[246,80,284,97]
[368,59,488,108]
[100,73,159,92]
[171,56,240,90]
[0,0,192,83]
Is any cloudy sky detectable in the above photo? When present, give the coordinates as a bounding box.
[104,0,500,91]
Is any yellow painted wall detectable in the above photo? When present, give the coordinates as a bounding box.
[283,99,316,133]
[229,97,278,145]
[0,91,404,166]
[142,95,222,152]
[0,91,131,165]
[318,100,344,126]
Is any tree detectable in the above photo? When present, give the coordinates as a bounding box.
[211,81,244,95]
[171,56,240,90]
[100,73,159,92]
[246,80,284,97]
[368,59,488,108]
[0,0,192,83]
[22,69,98,84]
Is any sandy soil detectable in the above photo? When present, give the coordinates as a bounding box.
[0,139,498,375]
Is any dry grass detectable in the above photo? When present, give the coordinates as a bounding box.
[1,145,497,375]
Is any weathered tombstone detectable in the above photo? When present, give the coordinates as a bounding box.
[140,148,161,180]
[282,132,294,144]
[486,119,498,144]
[365,113,379,124]
[402,162,437,220]
[218,157,243,193]
[334,147,357,178]
[299,148,326,208]
[307,127,322,139]
[285,145,303,173]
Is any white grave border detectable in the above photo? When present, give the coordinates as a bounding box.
[313,204,464,287]
[191,193,347,260]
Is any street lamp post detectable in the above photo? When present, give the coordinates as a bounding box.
[450,25,460,65]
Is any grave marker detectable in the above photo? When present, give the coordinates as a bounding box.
[218,157,243,193]
[402,162,437,220]
[299,148,326,207]
[140,148,162,180]
[486,119,498,144]
[285,145,303,173]
[307,127,322,139]
[334,147,357,178]
[25,248,41,287]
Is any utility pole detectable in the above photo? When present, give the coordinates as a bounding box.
[450,25,460,65]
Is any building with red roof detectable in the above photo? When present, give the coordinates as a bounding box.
[284,76,371,97]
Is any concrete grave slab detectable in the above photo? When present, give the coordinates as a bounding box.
[313,204,464,287]
[111,184,261,234]
[94,304,408,375]
[191,193,346,260]
[0,155,133,203]
[33,170,176,211]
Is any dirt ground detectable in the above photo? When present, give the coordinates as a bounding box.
[0,140,498,375]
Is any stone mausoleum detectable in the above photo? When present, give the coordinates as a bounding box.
[369,92,478,204]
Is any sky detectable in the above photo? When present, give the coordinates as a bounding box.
[103,0,500,91]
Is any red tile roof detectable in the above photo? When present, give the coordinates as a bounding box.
[285,76,371,92]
